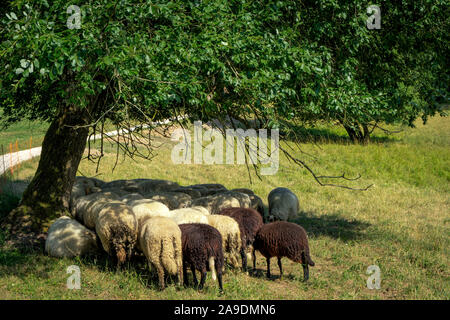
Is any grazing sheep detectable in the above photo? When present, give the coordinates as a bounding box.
[186,183,228,197]
[137,179,180,193]
[95,202,138,266]
[249,194,265,219]
[179,223,224,292]
[231,188,265,218]
[267,187,299,222]
[191,193,241,214]
[139,216,183,289]
[170,208,209,225]
[128,199,171,226]
[74,191,120,227]
[100,179,143,194]
[45,216,98,258]
[70,177,104,215]
[218,207,263,271]
[143,191,192,209]
[219,191,251,208]
[231,188,254,196]
[206,215,242,268]
[119,193,144,204]
[172,187,203,199]
[252,221,315,281]
[190,206,210,215]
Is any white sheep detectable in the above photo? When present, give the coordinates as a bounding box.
[74,191,120,228]
[45,216,98,258]
[119,193,144,204]
[267,187,300,222]
[139,216,183,289]
[170,208,209,225]
[143,191,192,209]
[95,202,138,266]
[128,199,171,228]
[191,193,241,214]
[206,215,242,268]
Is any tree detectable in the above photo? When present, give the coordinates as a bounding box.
[0,0,344,241]
[280,0,449,143]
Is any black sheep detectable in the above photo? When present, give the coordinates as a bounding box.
[252,221,315,281]
[218,207,263,271]
[179,223,224,292]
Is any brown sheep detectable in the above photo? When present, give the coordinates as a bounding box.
[218,207,263,271]
[179,223,224,292]
[252,221,315,281]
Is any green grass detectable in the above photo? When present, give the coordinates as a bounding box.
[0,120,49,155]
[0,116,449,299]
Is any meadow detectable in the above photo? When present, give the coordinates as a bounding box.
[0,116,448,299]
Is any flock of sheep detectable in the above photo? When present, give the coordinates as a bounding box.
[45,177,314,292]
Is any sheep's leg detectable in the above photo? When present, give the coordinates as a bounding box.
[155,264,165,290]
[302,263,309,282]
[266,257,271,279]
[240,247,247,272]
[252,247,256,272]
[277,257,283,279]
[183,263,189,287]
[198,270,207,290]
[217,272,224,293]
[191,265,198,287]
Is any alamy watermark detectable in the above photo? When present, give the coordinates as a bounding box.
[171,121,279,175]
[66,265,81,290]
[366,265,381,289]
[67,5,81,29]
[366,5,381,30]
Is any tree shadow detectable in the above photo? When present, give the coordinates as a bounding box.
[280,125,398,145]
[290,211,371,242]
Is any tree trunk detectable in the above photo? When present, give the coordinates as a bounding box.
[342,122,370,145]
[2,105,89,244]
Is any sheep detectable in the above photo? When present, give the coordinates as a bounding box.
[70,176,104,215]
[191,193,241,214]
[127,199,171,227]
[143,191,192,209]
[186,183,228,197]
[218,207,263,271]
[179,223,224,292]
[219,191,251,208]
[74,191,120,227]
[139,216,183,289]
[267,187,299,222]
[119,193,144,204]
[206,215,241,268]
[190,206,210,215]
[252,221,315,281]
[137,179,180,193]
[45,216,98,258]
[172,187,203,199]
[249,194,265,219]
[95,202,138,266]
[231,188,254,195]
[170,208,209,225]
[231,188,265,218]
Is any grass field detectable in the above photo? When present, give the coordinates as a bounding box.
[0,116,449,299]
[0,120,48,156]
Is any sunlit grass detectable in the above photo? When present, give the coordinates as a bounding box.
[0,116,449,299]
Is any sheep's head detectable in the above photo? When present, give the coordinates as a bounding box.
[116,247,127,265]
[109,224,137,266]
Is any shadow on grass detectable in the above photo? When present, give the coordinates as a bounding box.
[280,126,398,145]
[290,212,371,242]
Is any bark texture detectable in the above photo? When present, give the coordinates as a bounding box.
[2,105,89,245]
